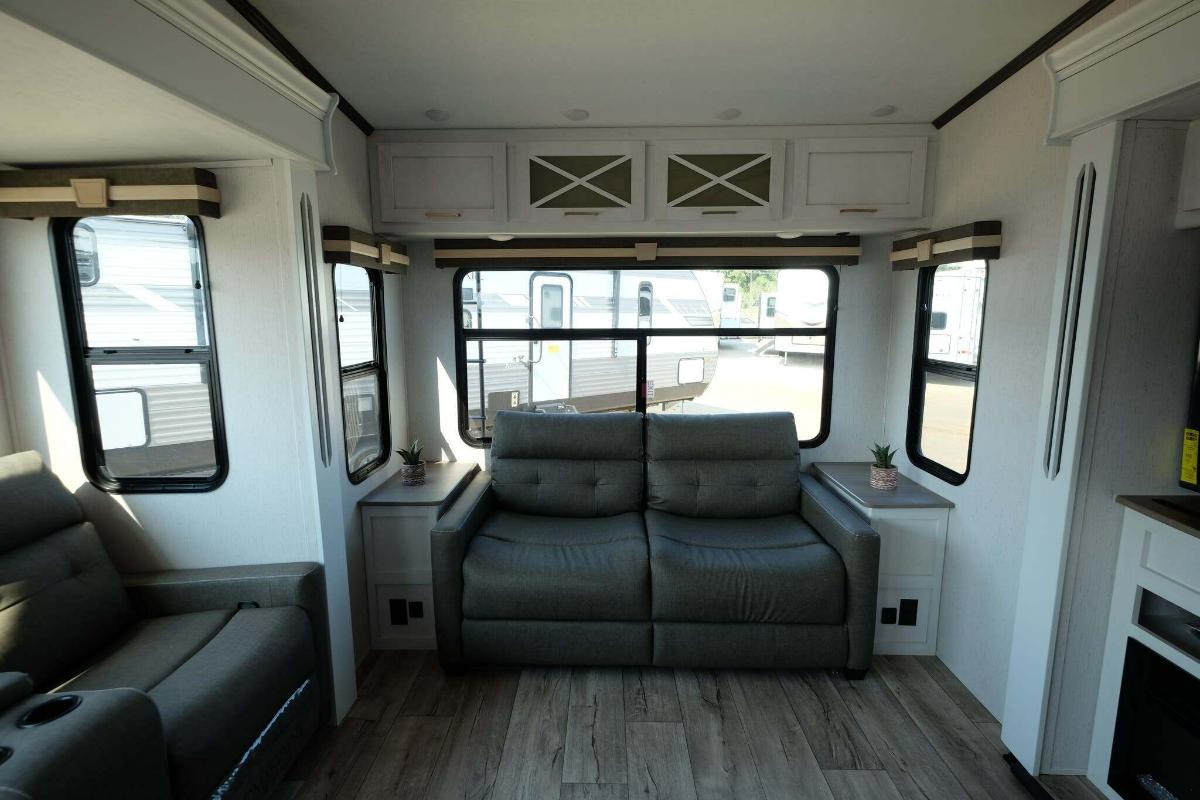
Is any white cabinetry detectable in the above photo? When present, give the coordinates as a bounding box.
[793,137,927,221]
[812,462,952,656]
[359,462,479,649]
[513,141,645,222]
[1180,119,1200,229]
[374,142,507,224]
[651,139,786,222]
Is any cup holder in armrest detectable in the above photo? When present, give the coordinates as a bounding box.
[16,695,81,728]
[0,746,11,765]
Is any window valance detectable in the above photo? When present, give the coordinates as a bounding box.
[890,221,1001,271]
[0,167,220,218]
[321,226,408,273]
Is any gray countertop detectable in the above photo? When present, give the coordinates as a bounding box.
[359,461,481,507]
[1116,494,1200,541]
[811,462,954,509]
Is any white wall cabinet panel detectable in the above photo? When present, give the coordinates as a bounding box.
[1180,119,1200,229]
[793,137,928,220]
[652,139,785,221]
[374,142,507,224]
[514,141,645,222]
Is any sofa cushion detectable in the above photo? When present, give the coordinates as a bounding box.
[490,411,644,517]
[149,606,314,800]
[646,510,845,624]
[463,511,650,621]
[0,523,134,689]
[645,413,801,517]
[0,451,85,554]
[55,610,234,692]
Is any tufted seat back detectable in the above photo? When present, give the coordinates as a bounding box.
[645,412,801,518]
[490,411,644,517]
[0,452,132,688]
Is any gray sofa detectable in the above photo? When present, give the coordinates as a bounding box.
[432,411,880,674]
[0,451,325,800]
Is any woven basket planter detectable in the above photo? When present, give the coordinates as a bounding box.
[869,464,898,491]
[400,461,426,486]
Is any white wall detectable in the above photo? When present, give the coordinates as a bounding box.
[316,110,411,661]
[876,0,1142,724]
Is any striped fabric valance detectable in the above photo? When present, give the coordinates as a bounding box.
[433,236,861,268]
[0,167,220,219]
[890,221,1001,271]
[322,226,408,273]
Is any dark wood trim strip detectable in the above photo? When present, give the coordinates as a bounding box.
[931,0,1117,130]
[891,221,1001,270]
[224,0,375,136]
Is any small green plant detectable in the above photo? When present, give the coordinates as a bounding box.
[397,439,424,466]
[870,443,897,469]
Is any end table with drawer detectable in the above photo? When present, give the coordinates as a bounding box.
[811,462,953,656]
[359,461,480,649]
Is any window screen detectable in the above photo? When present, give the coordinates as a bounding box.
[334,264,390,482]
[54,215,226,492]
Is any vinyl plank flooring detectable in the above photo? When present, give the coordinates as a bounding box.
[779,671,882,771]
[1039,774,1108,800]
[726,671,833,800]
[428,669,521,800]
[822,770,904,800]
[491,667,572,800]
[564,668,627,784]
[914,657,997,724]
[401,651,473,718]
[561,784,630,800]
[673,669,764,800]
[833,668,967,800]
[354,715,452,799]
[626,722,698,800]
[873,657,1024,800]
[293,719,369,800]
[976,722,1006,755]
[350,649,425,723]
[623,668,682,722]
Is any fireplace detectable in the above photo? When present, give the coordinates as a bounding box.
[1108,638,1199,800]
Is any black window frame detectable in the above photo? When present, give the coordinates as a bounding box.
[332,263,391,484]
[906,261,989,485]
[453,264,839,448]
[51,215,229,493]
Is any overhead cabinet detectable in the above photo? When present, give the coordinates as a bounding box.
[653,140,786,221]
[374,142,507,224]
[514,141,646,222]
[793,137,928,220]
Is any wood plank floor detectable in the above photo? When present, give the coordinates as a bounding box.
[277,652,1107,800]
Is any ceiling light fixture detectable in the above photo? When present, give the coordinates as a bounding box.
[563,109,590,122]
[775,232,803,240]
[487,234,515,242]
[715,108,742,121]
[869,104,898,118]
[424,108,451,122]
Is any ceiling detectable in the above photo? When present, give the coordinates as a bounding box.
[252,0,1083,130]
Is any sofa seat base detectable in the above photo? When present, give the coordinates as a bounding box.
[652,622,848,669]
[646,511,845,625]
[462,620,651,665]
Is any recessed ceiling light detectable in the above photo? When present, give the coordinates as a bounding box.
[776,232,803,239]
[869,104,898,118]
[424,108,451,122]
[487,234,515,242]
[715,108,742,121]
[563,108,590,122]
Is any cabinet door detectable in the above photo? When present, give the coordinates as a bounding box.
[514,141,645,222]
[375,142,507,224]
[793,137,927,220]
[654,140,785,221]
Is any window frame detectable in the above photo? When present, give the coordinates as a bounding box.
[905,261,989,485]
[453,263,839,448]
[332,263,391,484]
[52,215,229,493]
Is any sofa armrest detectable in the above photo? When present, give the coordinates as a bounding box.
[0,684,170,799]
[431,471,494,667]
[799,474,880,671]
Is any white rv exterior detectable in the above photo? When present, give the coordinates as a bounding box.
[771,269,830,356]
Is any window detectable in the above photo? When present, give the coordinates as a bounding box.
[907,260,988,484]
[53,215,227,492]
[455,266,837,446]
[334,264,390,483]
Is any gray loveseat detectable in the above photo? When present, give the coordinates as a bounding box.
[432,411,880,674]
[0,452,325,800]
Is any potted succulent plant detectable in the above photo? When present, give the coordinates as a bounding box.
[869,443,899,491]
[397,439,425,486]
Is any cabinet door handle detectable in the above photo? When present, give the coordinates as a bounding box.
[424,210,463,219]
[839,207,878,214]
[701,210,738,215]
[563,211,600,217]
[300,193,332,467]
